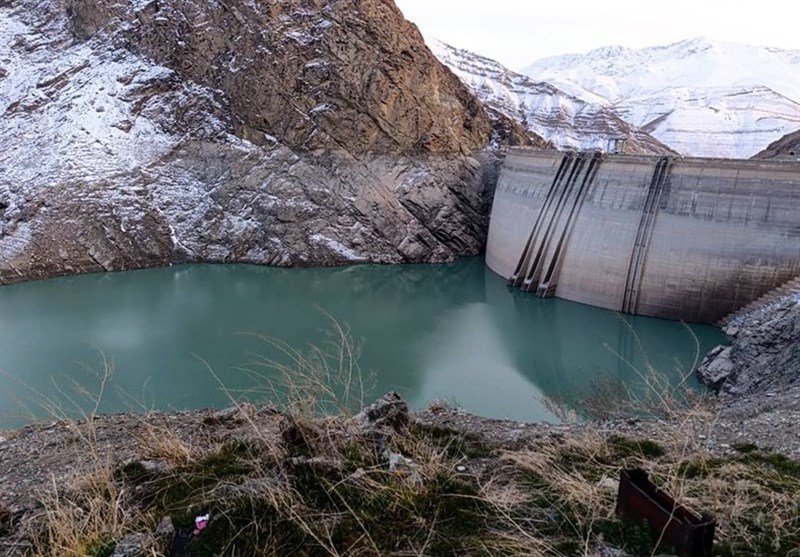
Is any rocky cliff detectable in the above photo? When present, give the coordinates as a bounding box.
[754,128,800,159]
[64,0,493,155]
[0,0,546,283]
[697,292,800,428]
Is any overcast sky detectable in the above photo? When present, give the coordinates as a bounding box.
[394,0,800,70]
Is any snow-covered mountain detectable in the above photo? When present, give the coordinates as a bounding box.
[430,40,673,155]
[522,37,800,159]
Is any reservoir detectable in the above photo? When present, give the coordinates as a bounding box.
[0,259,727,429]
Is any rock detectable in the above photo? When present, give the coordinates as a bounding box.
[387,451,413,472]
[139,460,170,474]
[280,416,321,456]
[0,0,532,284]
[353,392,409,431]
[598,477,619,493]
[112,532,153,557]
[155,515,175,539]
[206,403,257,425]
[385,450,422,486]
[754,129,800,159]
[696,346,734,388]
[698,294,800,419]
[65,0,493,156]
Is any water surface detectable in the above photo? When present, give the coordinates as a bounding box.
[0,259,727,429]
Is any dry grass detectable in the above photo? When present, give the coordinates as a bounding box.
[501,427,800,556]
[33,466,135,557]
[17,352,142,556]
[236,310,375,419]
[136,417,196,466]
[543,320,714,427]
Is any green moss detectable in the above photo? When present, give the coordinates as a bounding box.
[326,470,488,555]
[515,470,582,540]
[188,497,309,557]
[679,450,800,482]
[676,451,800,556]
[595,518,678,557]
[731,442,759,454]
[555,540,582,555]
[84,533,115,557]
[118,441,262,527]
[740,451,800,478]
[678,459,716,479]
[408,422,494,459]
[289,461,339,509]
[338,439,383,469]
[607,435,666,459]
[712,542,736,557]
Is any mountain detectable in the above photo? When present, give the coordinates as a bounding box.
[754,129,800,159]
[522,37,800,159]
[429,40,673,155]
[0,0,530,284]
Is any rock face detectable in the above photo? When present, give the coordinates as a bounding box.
[0,0,539,283]
[64,0,491,155]
[753,129,800,160]
[697,295,800,397]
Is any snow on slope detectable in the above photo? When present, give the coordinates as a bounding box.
[0,6,230,187]
[429,40,672,155]
[522,37,800,159]
[0,1,236,263]
[1,0,508,282]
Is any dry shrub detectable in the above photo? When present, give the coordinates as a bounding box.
[236,311,376,419]
[136,417,195,466]
[15,352,146,556]
[502,426,800,556]
[32,466,138,557]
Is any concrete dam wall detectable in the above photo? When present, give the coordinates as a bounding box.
[486,149,800,323]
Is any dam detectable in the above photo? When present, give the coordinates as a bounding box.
[486,149,800,323]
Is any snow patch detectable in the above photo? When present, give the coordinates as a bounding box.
[309,233,365,261]
[0,221,32,262]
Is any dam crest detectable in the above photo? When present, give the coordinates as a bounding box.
[486,149,800,323]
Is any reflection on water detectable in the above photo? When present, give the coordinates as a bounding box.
[0,259,727,428]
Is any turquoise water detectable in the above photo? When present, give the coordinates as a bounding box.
[0,259,727,429]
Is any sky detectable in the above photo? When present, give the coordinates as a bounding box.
[394,0,800,70]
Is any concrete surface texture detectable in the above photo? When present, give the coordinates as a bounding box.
[486,149,800,323]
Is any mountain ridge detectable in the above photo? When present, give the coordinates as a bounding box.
[429,39,674,155]
[520,37,800,158]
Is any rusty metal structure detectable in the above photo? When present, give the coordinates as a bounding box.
[616,469,715,557]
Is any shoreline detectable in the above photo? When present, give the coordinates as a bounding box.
[1,393,798,555]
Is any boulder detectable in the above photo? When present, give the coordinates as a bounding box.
[353,391,409,431]
[111,532,153,557]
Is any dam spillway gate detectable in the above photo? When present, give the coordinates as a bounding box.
[509,151,604,298]
[487,149,800,323]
